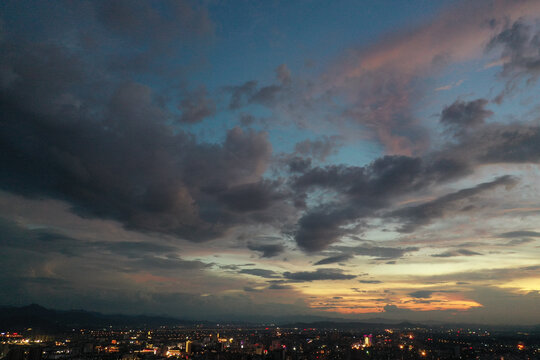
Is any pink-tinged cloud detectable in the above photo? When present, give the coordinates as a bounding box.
[327,0,540,155]
[340,0,540,76]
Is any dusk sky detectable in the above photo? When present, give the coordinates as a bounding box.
[2,0,540,325]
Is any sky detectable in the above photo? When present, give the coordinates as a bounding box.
[1,0,540,325]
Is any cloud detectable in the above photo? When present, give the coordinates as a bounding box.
[92,241,177,258]
[411,265,540,288]
[287,157,312,173]
[239,269,280,279]
[0,218,82,256]
[437,122,540,166]
[502,238,535,246]
[225,74,289,110]
[0,217,214,273]
[292,155,470,252]
[435,79,464,91]
[358,280,382,284]
[333,244,419,260]
[408,290,435,299]
[218,180,286,212]
[178,87,216,124]
[0,33,283,243]
[314,254,354,265]
[290,112,540,251]
[283,268,356,282]
[249,85,282,107]
[499,230,540,238]
[383,304,413,313]
[295,136,343,162]
[432,249,483,258]
[131,255,212,271]
[440,99,493,134]
[267,283,293,290]
[486,20,540,94]
[389,176,517,233]
[247,242,285,258]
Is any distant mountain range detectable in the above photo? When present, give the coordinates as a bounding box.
[0,305,420,333]
[0,304,203,332]
[1,304,539,333]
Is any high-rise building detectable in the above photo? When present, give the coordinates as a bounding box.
[363,334,372,347]
[185,340,193,355]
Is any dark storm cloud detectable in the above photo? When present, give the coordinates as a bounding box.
[440,99,493,133]
[294,136,343,161]
[358,280,382,284]
[432,249,482,258]
[247,242,285,258]
[178,87,216,124]
[239,269,280,279]
[314,254,354,265]
[0,35,277,241]
[389,175,517,233]
[283,268,356,282]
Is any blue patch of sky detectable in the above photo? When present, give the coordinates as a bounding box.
[196,0,456,91]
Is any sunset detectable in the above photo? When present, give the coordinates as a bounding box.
[1,0,540,333]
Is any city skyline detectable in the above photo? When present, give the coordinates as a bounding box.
[1,0,540,325]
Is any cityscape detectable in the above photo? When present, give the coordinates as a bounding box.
[1,313,539,360]
[2,1,540,359]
